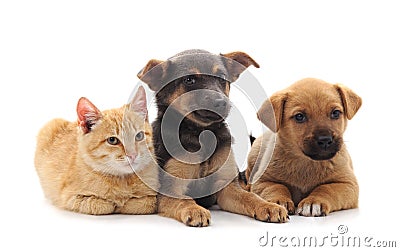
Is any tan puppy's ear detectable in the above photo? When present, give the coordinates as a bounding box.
[137,59,169,91]
[335,84,362,120]
[257,91,287,132]
[221,52,260,81]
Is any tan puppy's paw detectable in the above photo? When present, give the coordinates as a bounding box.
[296,197,331,217]
[253,202,289,223]
[267,197,295,215]
[180,205,211,227]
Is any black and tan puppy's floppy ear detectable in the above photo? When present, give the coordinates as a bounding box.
[257,91,287,132]
[334,84,362,120]
[137,59,168,91]
[221,51,260,81]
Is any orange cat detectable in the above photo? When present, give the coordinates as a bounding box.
[35,86,159,215]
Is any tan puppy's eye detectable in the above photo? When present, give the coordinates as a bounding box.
[107,137,120,145]
[294,113,307,123]
[135,131,145,141]
[331,109,342,120]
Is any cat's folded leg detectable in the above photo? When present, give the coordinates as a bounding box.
[65,195,116,215]
[116,196,157,214]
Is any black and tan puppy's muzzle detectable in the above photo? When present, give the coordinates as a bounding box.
[180,74,231,124]
[302,129,343,161]
[192,92,231,123]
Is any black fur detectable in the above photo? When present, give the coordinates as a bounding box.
[249,134,256,146]
[238,171,247,185]
[152,107,232,170]
[152,95,232,208]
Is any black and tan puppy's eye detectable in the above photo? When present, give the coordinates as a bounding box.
[183,76,196,85]
[331,109,342,119]
[294,113,307,123]
[107,137,120,145]
[135,131,145,141]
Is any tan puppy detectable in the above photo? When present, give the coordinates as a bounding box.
[245,78,362,216]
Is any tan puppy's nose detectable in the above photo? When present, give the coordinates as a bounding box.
[317,135,333,150]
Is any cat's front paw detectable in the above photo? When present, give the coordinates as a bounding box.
[180,205,211,227]
[71,195,116,215]
[296,197,331,217]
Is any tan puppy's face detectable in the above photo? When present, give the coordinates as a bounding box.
[258,78,362,161]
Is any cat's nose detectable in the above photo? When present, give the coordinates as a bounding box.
[126,153,137,162]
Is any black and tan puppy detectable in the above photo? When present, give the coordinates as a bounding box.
[246,78,361,217]
[138,49,288,226]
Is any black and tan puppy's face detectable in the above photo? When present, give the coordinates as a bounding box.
[166,74,231,125]
[137,49,259,126]
[258,78,362,161]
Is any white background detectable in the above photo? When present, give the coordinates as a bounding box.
[1,0,399,251]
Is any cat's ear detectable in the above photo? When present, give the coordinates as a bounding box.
[77,97,102,134]
[129,86,147,118]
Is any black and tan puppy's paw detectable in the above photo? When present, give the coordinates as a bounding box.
[253,202,289,223]
[296,197,331,217]
[180,205,211,227]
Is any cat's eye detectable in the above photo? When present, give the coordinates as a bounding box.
[107,137,120,145]
[183,75,196,85]
[331,109,342,120]
[135,131,145,141]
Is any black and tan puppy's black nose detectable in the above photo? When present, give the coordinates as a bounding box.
[213,98,227,108]
[317,135,333,150]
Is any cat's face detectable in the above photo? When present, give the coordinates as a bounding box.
[77,86,154,176]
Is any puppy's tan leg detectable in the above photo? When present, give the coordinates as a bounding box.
[252,181,295,215]
[216,180,288,223]
[157,158,210,227]
[116,196,157,214]
[297,182,358,217]
[158,195,211,227]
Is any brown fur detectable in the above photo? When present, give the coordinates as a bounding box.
[35,87,159,215]
[138,50,288,226]
[246,78,361,216]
